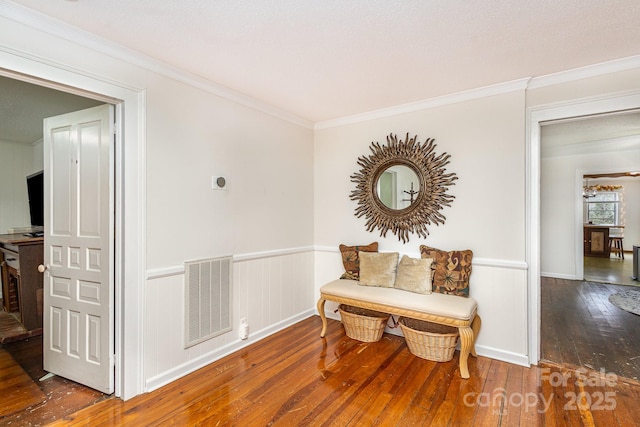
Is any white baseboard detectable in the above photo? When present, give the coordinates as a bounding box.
[475,345,530,367]
[144,309,316,393]
[541,272,577,280]
[146,310,530,392]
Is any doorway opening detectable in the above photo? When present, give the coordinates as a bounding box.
[534,101,640,381]
[0,49,146,400]
[0,72,119,419]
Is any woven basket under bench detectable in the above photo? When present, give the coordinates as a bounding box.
[399,317,459,362]
[338,304,390,342]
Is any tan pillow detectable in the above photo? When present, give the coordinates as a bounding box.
[358,252,399,288]
[394,255,433,294]
[338,242,378,280]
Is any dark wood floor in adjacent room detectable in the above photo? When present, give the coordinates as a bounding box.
[541,255,640,381]
[0,334,110,426]
[541,278,640,381]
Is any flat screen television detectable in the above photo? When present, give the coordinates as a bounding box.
[26,170,44,227]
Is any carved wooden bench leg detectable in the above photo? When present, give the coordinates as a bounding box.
[458,326,473,379]
[317,298,327,338]
[458,314,481,379]
[470,315,481,358]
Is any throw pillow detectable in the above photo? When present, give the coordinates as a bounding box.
[419,245,473,297]
[338,242,378,280]
[358,251,399,288]
[394,255,433,294]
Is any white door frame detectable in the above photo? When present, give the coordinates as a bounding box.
[526,89,640,365]
[0,52,146,400]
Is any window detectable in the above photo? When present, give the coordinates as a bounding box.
[585,192,620,225]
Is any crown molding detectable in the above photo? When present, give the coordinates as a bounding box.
[0,0,314,129]
[3,1,638,132]
[528,55,640,90]
[316,55,640,130]
[314,78,531,130]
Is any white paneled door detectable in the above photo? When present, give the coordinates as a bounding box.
[42,105,114,394]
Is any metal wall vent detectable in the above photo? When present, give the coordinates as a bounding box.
[184,256,232,348]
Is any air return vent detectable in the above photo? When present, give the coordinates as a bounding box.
[184,256,232,348]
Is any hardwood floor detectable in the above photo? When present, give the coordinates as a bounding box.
[0,347,45,419]
[3,281,640,426]
[36,316,640,426]
[583,253,637,287]
[541,278,640,381]
[0,335,109,426]
[542,252,640,382]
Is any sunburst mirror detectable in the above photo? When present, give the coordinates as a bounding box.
[350,133,458,242]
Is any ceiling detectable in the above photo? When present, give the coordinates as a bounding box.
[7,0,640,124]
[541,111,640,150]
[2,1,640,146]
[0,75,103,144]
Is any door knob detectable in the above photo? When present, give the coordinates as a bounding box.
[38,264,47,273]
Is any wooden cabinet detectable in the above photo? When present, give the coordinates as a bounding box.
[0,234,44,333]
[584,226,610,258]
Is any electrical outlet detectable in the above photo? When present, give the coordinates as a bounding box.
[239,318,249,340]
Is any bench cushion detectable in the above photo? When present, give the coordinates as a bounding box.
[320,279,477,322]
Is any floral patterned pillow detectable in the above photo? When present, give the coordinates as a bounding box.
[419,245,473,297]
[339,242,378,280]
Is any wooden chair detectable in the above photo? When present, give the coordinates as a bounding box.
[609,231,624,259]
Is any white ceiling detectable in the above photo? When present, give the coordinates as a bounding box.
[8,0,640,123]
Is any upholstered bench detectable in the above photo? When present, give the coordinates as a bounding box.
[317,279,481,378]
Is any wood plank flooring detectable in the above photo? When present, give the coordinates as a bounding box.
[44,316,640,426]
[583,254,636,287]
[541,277,640,381]
[0,348,46,419]
[0,335,109,426]
[3,269,640,427]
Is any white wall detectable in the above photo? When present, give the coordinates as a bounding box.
[142,77,316,391]
[314,90,530,366]
[32,139,43,172]
[0,139,40,233]
[145,79,314,268]
[1,8,315,397]
[619,178,640,248]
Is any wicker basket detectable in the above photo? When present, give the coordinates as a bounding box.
[338,304,390,342]
[399,317,459,362]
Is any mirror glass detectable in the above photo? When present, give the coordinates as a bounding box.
[376,165,420,210]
